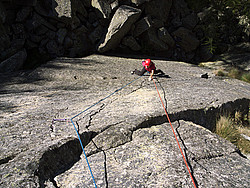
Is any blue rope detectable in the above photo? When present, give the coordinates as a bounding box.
[71,119,97,188]
[72,75,143,120]
[70,75,143,187]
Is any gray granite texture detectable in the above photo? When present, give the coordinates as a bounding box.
[0,55,249,187]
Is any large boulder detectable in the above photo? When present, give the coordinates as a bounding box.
[91,0,112,18]
[172,27,200,52]
[133,16,153,37]
[97,5,141,53]
[145,0,172,22]
[143,28,169,51]
[158,27,175,48]
[0,49,27,72]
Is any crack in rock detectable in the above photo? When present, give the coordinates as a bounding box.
[12,98,249,187]
[87,103,106,129]
[0,155,16,165]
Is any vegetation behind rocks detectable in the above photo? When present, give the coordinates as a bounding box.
[0,0,249,72]
[187,0,250,54]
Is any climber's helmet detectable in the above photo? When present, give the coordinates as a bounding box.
[145,59,152,67]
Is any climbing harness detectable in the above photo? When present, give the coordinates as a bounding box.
[52,75,143,188]
[152,77,197,188]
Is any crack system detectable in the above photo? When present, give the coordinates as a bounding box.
[34,97,249,187]
[23,77,249,188]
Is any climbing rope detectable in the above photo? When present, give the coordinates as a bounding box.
[52,75,143,188]
[52,74,197,187]
[152,77,197,188]
[71,75,143,120]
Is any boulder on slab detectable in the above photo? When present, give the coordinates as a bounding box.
[97,5,141,53]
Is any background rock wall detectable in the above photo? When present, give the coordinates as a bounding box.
[0,0,248,72]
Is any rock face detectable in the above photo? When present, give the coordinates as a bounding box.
[97,5,141,52]
[0,55,249,187]
[0,0,227,71]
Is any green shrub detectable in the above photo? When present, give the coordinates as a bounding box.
[215,116,240,145]
[228,68,241,79]
[215,111,250,155]
[215,70,226,76]
[186,0,250,55]
[241,73,250,83]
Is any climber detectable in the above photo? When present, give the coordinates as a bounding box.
[131,59,165,81]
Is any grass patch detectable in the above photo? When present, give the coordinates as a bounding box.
[228,68,241,79]
[214,69,226,77]
[215,111,250,155]
[214,68,250,83]
[241,72,250,83]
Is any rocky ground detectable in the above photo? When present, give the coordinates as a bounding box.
[0,54,249,187]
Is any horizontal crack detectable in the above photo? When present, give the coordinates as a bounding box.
[192,153,224,162]
[33,98,249,187]
[36,131,96,187]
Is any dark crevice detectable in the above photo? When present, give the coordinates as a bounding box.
[170,98,249,132]
[33,95,248,188]
[91,140,109,188]
[128,98,249,144]
[231,150,248,159]
[75,121,80,132]
[50,178,60,188]
[0,155,15,165]
[192,153,225,162]
[36,131,97,188]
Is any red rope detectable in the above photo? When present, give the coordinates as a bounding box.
[152,78,197,188]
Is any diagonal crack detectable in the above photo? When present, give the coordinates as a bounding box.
[0,155,16,165]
